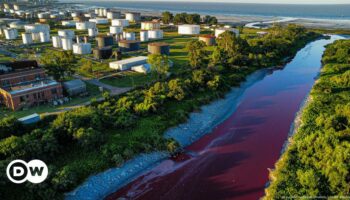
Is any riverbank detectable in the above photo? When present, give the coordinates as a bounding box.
[265,37,350,199]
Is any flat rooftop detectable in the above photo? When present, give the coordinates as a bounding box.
[110,56,148,65]
[5,79,60,95]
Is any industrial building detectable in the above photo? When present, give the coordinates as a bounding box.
[109,56,148,71]
[0,61,63,110]
[148,42,170,55]
[63,79,87,96]
[178,24,200,35]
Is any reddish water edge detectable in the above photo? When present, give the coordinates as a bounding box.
[106,37,339,200]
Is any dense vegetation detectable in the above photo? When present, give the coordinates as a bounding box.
[162,11,217,25]
[265,39,350,199]
[0,25,320,199]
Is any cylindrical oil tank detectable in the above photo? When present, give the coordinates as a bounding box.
[198,35,216,46]
[88,28,98,37]
[107,11,121,20]
[141,22,161,30]
[62,37,73,50]
[62,20,76,27]
[73,43,92,55]
[94,8,100,15]
[96,35,114,48]
[140,30,149,42]
[58,30,75,39]
[24,24,50,33]
[118,40,140,52]
[4,28,18,40]
[148,29,163,39]
[111,19,129,27]
[148,42,170,55]
[31,32,40,41]
[39,31,50,43]
[178,24,200,35]
[125,12,141,22]
[22,33,33,44]
[76,22,96,30]
[37,12,50,19]
[110,26,123,34]
[52,36,62,48]
[93,46,113,59]
[123,32,135,41]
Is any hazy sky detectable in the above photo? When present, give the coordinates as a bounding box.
[87,0,350,4]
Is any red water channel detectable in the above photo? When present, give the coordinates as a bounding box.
[106,38,337,200]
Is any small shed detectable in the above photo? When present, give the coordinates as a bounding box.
[18,113,40,124]
[63,79,87,96]
[109,56,148,71]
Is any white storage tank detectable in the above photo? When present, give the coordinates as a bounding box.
[110,26,123,34]
[73,43,92,55]
[107,11,120,20]
[37,12,50,19]
[94,8,100,15]
[62,37,73,50]
[39,31,50,43]
[178,24,200,35]
[125,12,141,22]
[76,22,96,30]
[31,32,40,41]
[52,36,62,48]
[88,28,99,37]
[89,18,109,25]
[123,32,135,41]
[148,29,163,39]
[4,28,18,40]
[141,21,161,30]
[140,30,149,42]
[62,20,76,27]
[215,28,240,37]
[58,30,75,39]
[22,33,33,44]
[111,19,129,27]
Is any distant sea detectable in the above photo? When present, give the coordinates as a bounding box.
[60,1,350,20]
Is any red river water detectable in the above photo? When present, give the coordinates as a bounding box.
[106,37,341,200]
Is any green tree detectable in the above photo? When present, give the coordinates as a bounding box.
[40,50,76,81]
[162,11,173,24]
[148,54,170,80]
[187,40,207,69]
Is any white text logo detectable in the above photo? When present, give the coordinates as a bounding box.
[6,159,48,184]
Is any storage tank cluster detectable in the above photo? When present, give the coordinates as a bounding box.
[4,28,18,40]
[110,26,123,35]
[148,42,170,55]
[95,8,109,17]
[22,24,50,44]
[76,22,96,30]
[148,29,164,40]
[141,21,161,30]
[89,18,109,25]
[96,35,114,48]
[118,40,140,52]
[125,12,141,22]
[178,24,200,35]
[24,24,50,33]
[107,11,121,20]
[215,28,240,37]
[198,35,216,46]
[112,19,129,27]
[123,32,136,41]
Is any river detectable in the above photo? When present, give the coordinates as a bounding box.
[103,35,344,200]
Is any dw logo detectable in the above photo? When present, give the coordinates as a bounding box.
[6,159,48,184]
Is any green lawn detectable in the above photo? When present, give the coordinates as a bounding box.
[100,71,156,88]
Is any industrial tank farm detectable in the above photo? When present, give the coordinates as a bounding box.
[148,42,170,55]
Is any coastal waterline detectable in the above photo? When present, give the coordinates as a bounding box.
[103,35,345,200]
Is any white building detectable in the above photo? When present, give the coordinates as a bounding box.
[111,19,129,27]
[89,18,109,25]
[148,30,163,39]
[4,28,18,40]
[178,24,200,35]
[73,43,92,55]
[109,56,148,71]
[215,28,240,37]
